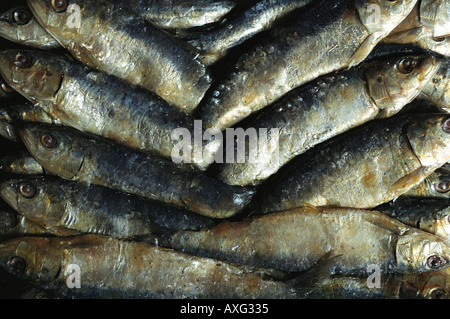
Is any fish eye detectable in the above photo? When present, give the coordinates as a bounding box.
[14,52,33,69]
[442,118,450,133]
[434,179,450,193]
[7,256,27,275]
[430,287,448,299]
[397,58,417,74]
[427,255,447,270]
[40,133,57,148]
[51,0,68,13]
[19,182,37,199]
[12,8,32,25]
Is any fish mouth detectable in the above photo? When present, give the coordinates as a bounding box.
[0,181,18,208]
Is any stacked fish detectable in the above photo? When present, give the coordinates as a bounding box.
[0,0,449,299]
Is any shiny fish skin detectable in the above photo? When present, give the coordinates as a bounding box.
[377,198,450,245]
[258,114,450,213]
[419,57,450,112]
[201,0,418,131]
[27,0,211,113]
[0,209,49,240]
[164,207,450,274]
[301,270,450,299]
[18,124,255,219]
[0,176,215,239]
[217,54,440,186]
[0,49,209,169]
[402,164,450,199]
[186,0,315,65]
[0,234,298,299]
[0,152,44,176]
[114,0,236,30]
[0,6,60,50]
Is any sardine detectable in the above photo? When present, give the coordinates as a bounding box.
[27,0,211,113]
[0,49,211,169]
[258,114,450,213]
[162,207,450,274]
[18,124,255,219]
[0,6,60,50]
[377,198,450,244]
[113,0,236,30]
[217,54,440,186]
[201,0,418,131]
[0,151,45,176]
[0,176,215,239]
[402,164,450,199]
[0,234,299,298]
[185,0,315,65]
[418,57,449,112]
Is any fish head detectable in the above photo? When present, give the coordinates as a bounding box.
[0,236,62,283]
[19,124,85,180]
[407,115,450,167]
[420,0,449,39]
[0,7,35,43]
[355,0,418,34]
[0,49,65,106]
[0,177,66,225]
[365,54,440,117]
[27,0,91,45]
[0,210,19,235]
[395,230,450,273]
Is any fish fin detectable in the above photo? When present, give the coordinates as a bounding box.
[287,251,341,294]
[383,27,428,44]
[388,166,436,199]
[347,32,383,68]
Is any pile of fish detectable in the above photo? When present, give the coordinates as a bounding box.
[0,0,449,299]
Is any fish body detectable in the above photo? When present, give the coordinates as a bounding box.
[27,0,212,113]
[114,0,236,30]
[258,114,450,213]
[164,207,450,275]
[18,124,255,219]
[0,176,215,239]
[217,54,440,186]
[201,0,418,130]
[0,234,298,299]
[186,0,315,65]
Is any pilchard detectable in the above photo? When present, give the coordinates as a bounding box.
[201,0,418,130]
[185,0,315,65]
[258,114,450,213]
[217,54,440,186]
[27,0,211,113]
[113,0,236,30]
[163,207,450,274]
[0,6,60,50]
[0,49,211,169]
[0,176,215,239]
[18,124,255,219]
[0,234,299,298]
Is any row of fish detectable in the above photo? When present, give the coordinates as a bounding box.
[0,0,449,298]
